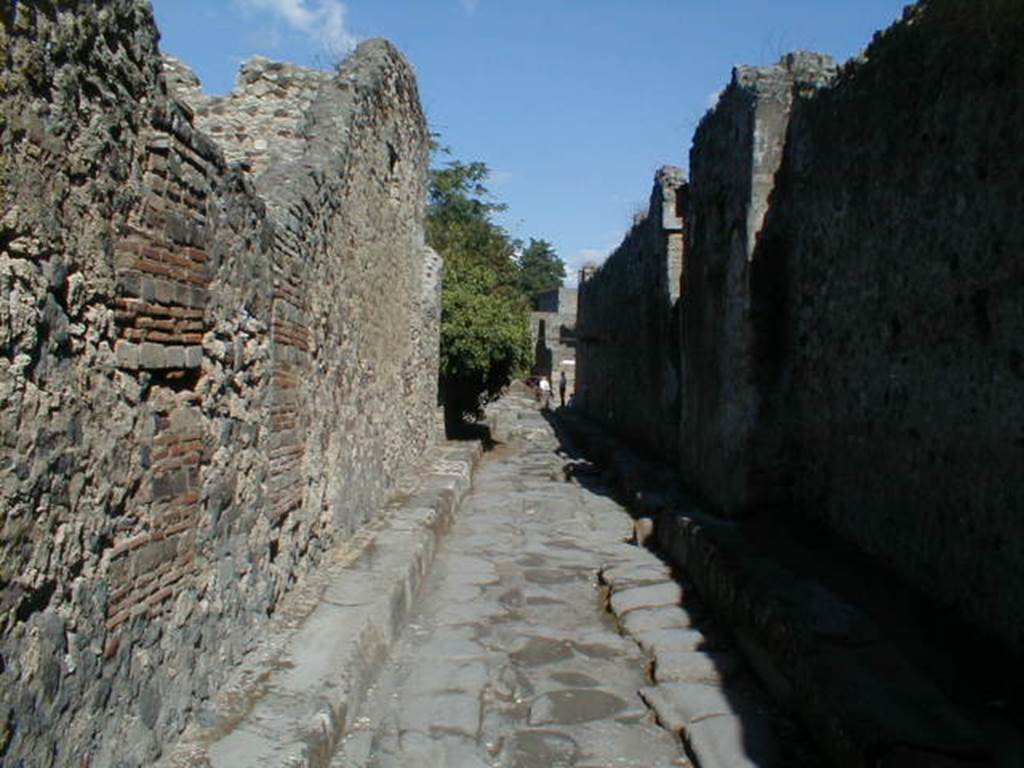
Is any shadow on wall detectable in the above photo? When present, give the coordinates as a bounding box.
[533,318,553,376]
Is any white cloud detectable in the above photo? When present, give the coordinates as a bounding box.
[239,0,356,55]
[459,0,480,15]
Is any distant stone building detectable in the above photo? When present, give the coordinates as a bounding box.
[529,287,577,399]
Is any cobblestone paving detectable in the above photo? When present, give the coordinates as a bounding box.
[332,399,688,767]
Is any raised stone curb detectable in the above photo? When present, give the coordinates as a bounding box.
[599,544,786,768]
[558,409,992,768]
[158,440,482,768]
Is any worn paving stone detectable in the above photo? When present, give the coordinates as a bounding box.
[332,391,684,767]
[609,581,685,616]
[528,689,629,726]
[506,729,579,767]
[685,713,780,768]
[621,605,697,634]
[397,692,481,736]
[654,650,742,686]
[634,627,709,656]
[640,683,755,731]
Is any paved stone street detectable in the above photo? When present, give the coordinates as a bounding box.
[333,395,688,767]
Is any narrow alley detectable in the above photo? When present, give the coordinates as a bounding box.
[332,389,809,768]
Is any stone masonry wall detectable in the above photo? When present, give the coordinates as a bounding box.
[747,0,1024,655]
[0,3,438,766]
[162,54,329,182]
[529,286,577,397]
[680,53,835,513]
[576,166,685,460]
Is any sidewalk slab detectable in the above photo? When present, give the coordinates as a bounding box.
[159,441,481,768]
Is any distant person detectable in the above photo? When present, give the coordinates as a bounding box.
[539,375,551,409]
[558,370,567,408]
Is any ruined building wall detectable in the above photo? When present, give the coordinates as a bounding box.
[0,2,438,765]
[747,0,1024,654]
[529,286,577,395]
[680,53,836,513]
[674,0,1022,653]
[576,167,685,460]
[161,53,329,180]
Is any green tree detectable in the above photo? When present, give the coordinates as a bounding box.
[517,238,566,301]
[427,157,532,431]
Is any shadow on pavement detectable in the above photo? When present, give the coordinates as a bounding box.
[548,405,1022,768]
[539,405,817,767]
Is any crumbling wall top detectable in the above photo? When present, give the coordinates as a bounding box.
[162,52,332,178]
[732,51,838,99]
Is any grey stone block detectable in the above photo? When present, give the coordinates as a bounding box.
[686,713,779,768]
[641,682,755,731]
[154,279,176,305]
[163,345,185,368]
[654,650,741,686]
[116,340,140,370]
[609,581,684,616]
[183,345,203,368]
[139,342,167,369]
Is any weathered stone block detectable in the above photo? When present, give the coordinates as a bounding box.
[162,345,185,369]
[115,340,140,370]
[182,345,202,368]
[139,342,167,369]
[154,279,176,305]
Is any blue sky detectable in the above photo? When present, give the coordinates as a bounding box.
[151,0,908,282]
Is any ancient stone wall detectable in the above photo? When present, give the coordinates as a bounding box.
[575,167,685,460]
[0,2,438,765]
[529,286,577,396]
[680,53,835,513]
[747,0,1024,655]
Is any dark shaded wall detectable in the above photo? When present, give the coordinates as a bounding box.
[576,166,685,460]
[0,3,439,765]
[574,0,1022,658]
[749,0,1024,655]
[681,52,836,513]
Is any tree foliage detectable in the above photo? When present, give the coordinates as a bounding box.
[517,238,566,301]
[427,157,531,427]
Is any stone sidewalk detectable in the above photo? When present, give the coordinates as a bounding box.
[158,440,481,768]
[159,389,819,767]
[331,389,813,767]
